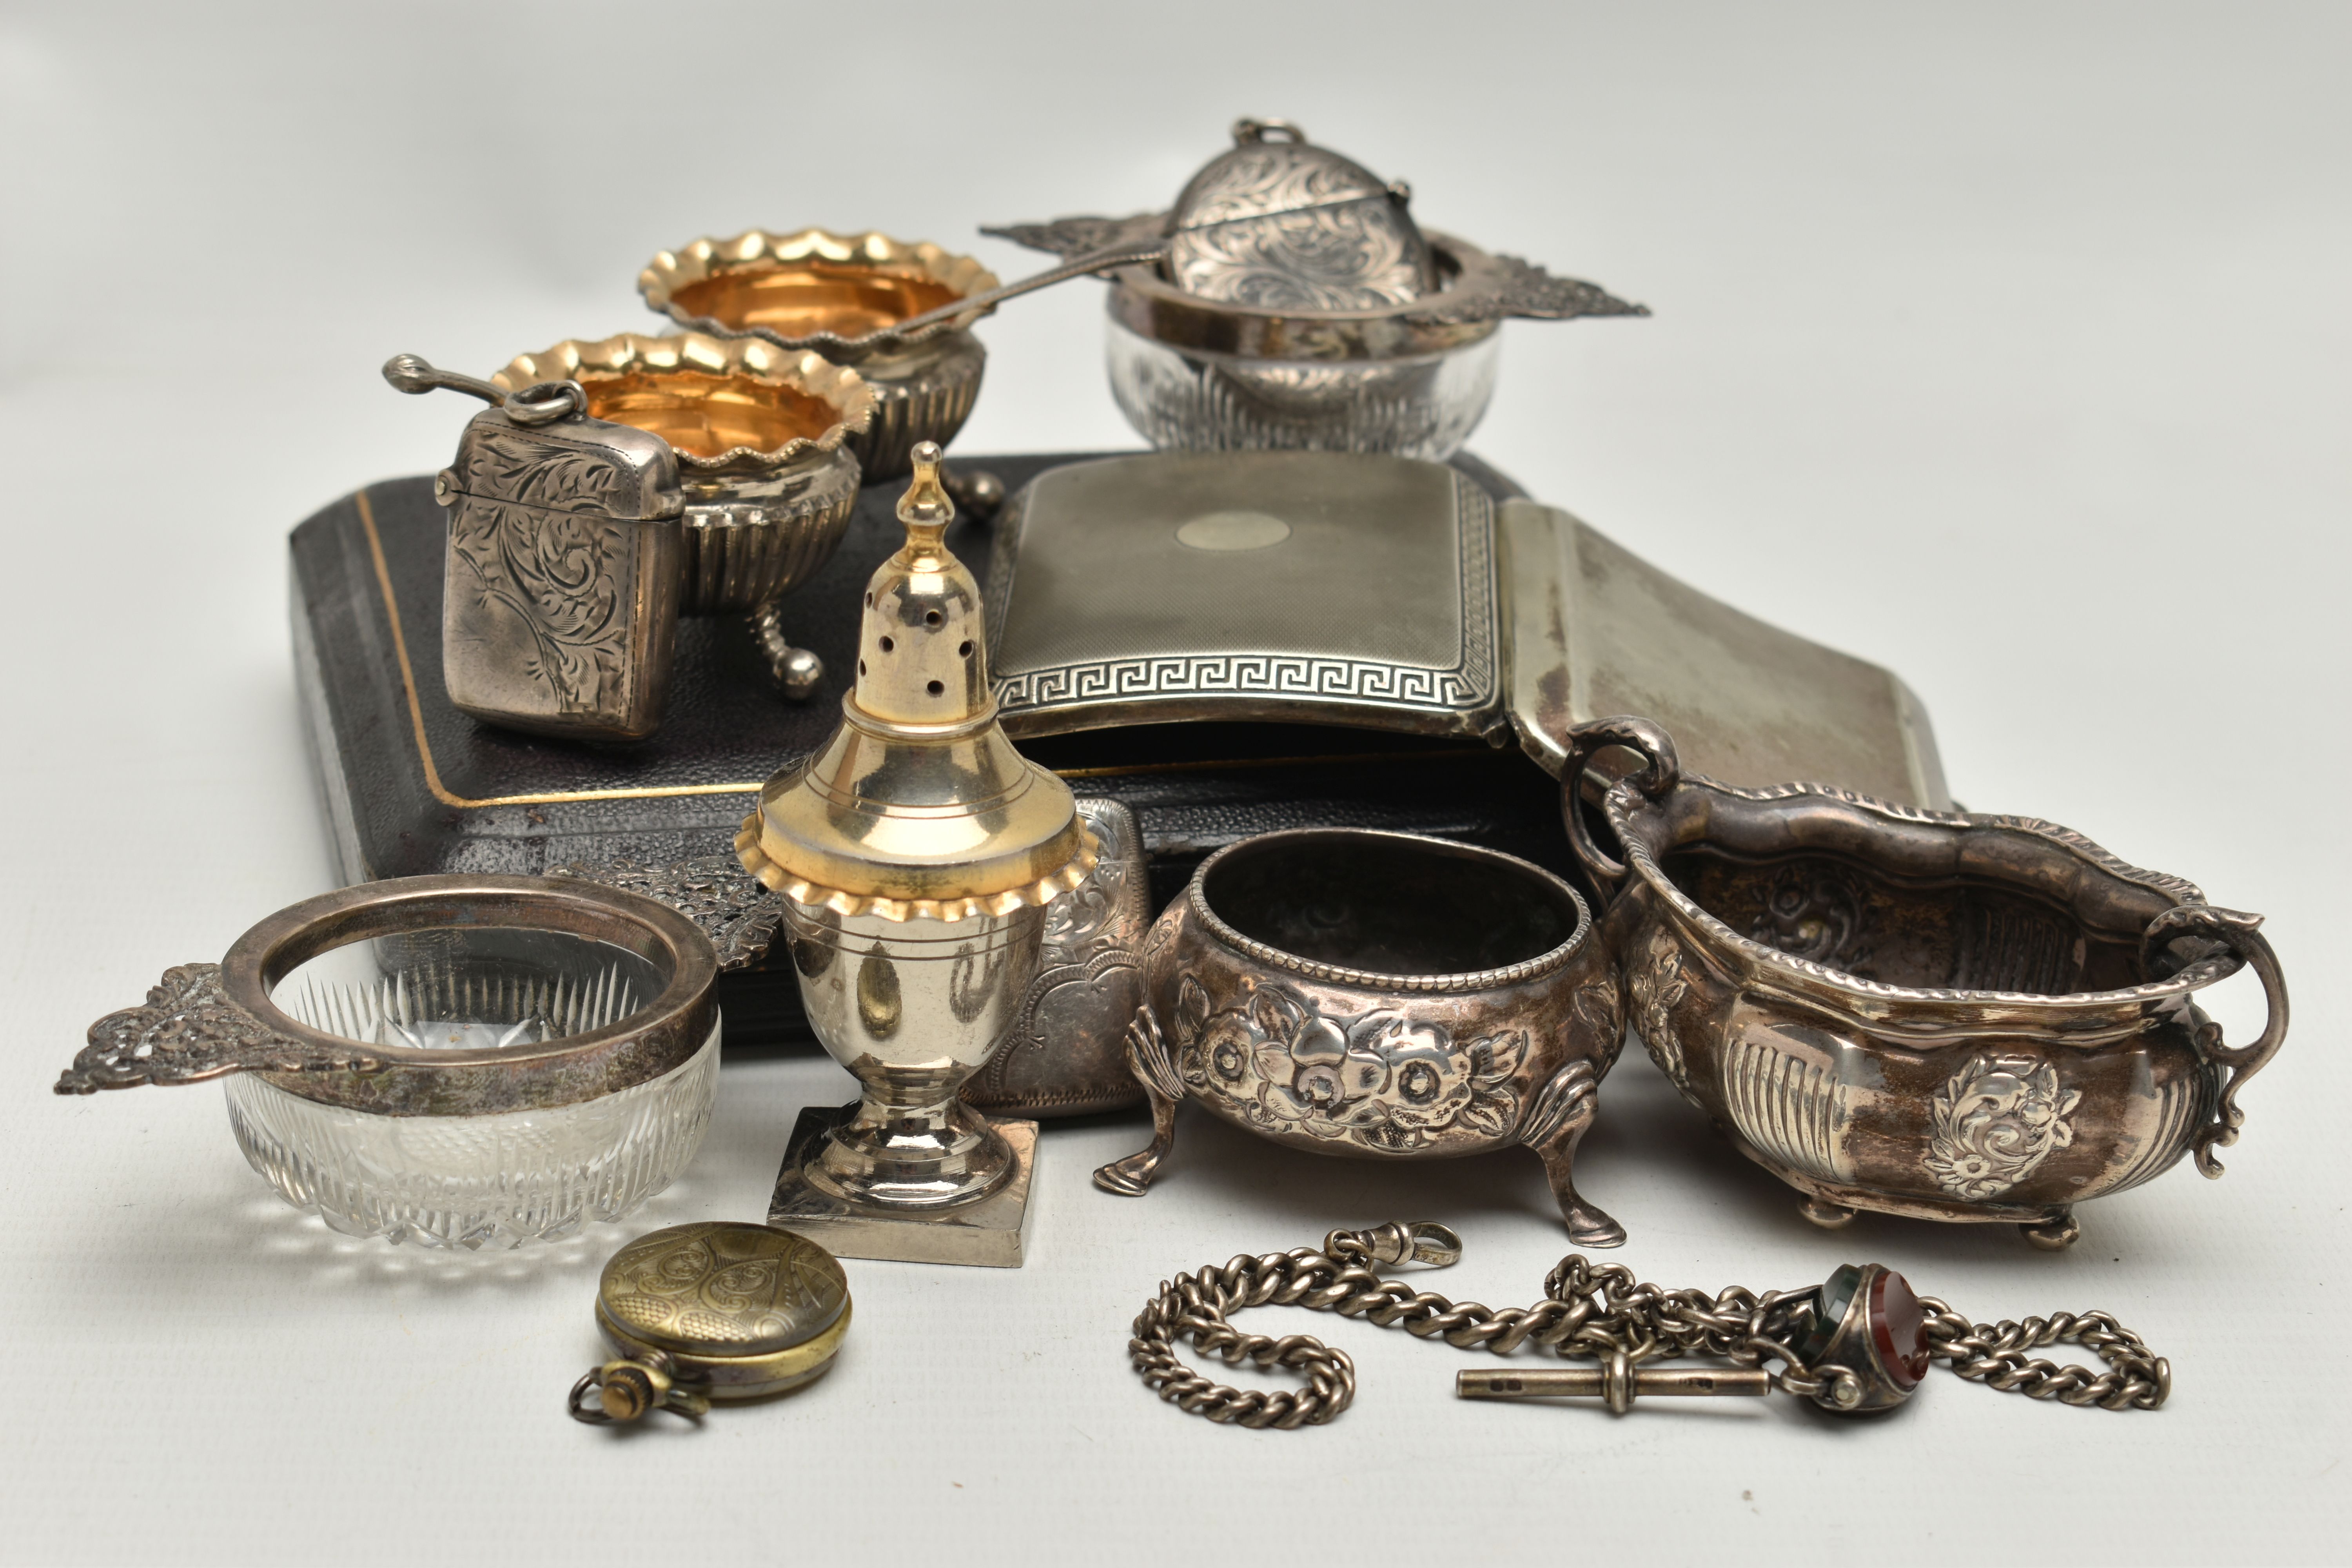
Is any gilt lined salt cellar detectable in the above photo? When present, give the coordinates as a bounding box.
[736,443,1094,1266]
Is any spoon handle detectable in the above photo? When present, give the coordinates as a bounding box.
[887,236,1169,339]
[381,353,510,405]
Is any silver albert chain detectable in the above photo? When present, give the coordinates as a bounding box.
[1128,1222,2167,1428]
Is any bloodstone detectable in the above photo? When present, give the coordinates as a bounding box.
[1796,1264,1862,1365]
[1870,1268,1931,1387]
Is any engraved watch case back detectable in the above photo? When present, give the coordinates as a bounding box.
[587,1221,851,1414]
[985,451,1502,740]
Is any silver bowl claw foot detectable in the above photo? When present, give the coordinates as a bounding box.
[1093,1007,1182,1196]
[2019,1208,2080,1250]
[1522,1061,1624,1248]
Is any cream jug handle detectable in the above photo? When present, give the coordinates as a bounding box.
[1560,717,1679,902]
[2140,904,2289,1178]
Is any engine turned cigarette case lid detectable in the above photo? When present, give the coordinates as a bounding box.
[572,1220,851,1424]
[986,450,1502,739]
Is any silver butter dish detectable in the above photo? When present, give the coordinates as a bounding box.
[987,118,1646,459]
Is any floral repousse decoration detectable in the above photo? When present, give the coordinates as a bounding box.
[1167,975,1525,1151]
[1924,1052,2083,1201]
[1748,862,1870,973]
[1629,928,1691,1092]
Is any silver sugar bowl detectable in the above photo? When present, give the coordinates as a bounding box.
[1095,828,1631,1246]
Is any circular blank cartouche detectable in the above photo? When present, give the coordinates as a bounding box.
[1175,510,1293,552]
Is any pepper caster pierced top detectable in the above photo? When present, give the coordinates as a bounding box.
[738,442,1093,1267]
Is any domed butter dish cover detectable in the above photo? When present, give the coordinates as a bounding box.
[1159,118,1430,308]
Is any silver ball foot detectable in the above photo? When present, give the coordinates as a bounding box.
[942,466,1005,521]
[750,603,825,702]
[1800,1196,1858,1229]
[769,646,824,701]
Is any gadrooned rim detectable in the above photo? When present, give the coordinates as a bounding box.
[489,332,875,471]
[1188,828,1592,993]
[220,873,719,1111]
[1608,774,2242,1015]
[637,227,1001,360]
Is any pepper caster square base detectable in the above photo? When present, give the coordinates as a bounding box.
[768,1102,1038,1268]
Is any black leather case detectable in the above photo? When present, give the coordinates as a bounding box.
[290,451,1580,1047]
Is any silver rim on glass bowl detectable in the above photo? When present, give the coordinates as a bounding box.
[225,875,720,1116]
[59,874,728,1248]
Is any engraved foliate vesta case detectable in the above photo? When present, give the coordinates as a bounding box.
[435,387,684,742]
[737,443,1094,1267]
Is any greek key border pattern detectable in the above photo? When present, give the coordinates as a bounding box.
[992,472,1495,715]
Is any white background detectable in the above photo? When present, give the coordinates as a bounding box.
[2,4,2345,1563]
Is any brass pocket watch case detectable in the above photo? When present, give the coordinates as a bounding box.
[572,1221,852,1424]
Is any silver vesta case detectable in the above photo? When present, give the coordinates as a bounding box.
[435,405,684,742]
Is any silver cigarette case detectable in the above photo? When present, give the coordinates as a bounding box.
[986,451,1504,741]
[983,450,1949,809]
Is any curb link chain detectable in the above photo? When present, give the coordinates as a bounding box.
[1128,1221,2168,1429]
